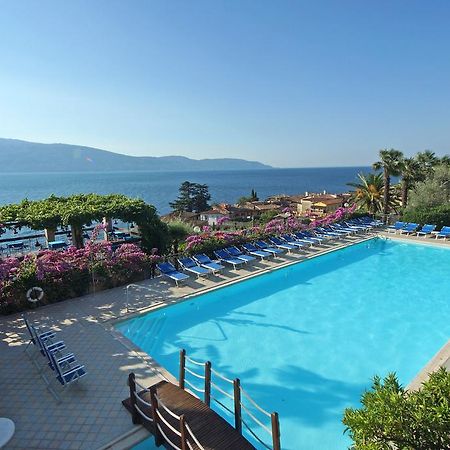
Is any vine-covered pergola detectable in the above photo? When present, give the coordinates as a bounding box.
[0,193,164,249]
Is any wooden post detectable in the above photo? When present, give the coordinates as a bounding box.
[271,412,281,450]
[150,387,163,447]
[180,414,188,450]
[204,361,212,406]
[233,378,242,434]
[128,373,141,424]
[71,224,84,248]
[179,349,186,390]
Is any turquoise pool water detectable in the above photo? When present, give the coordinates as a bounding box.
[117,238,450,449]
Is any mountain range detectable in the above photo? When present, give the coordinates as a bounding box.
[0,138,272,173]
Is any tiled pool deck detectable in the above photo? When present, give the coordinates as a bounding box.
[1,231,449,449]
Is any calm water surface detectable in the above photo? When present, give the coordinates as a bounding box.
[0,167,369,214]
[117,239,450,449]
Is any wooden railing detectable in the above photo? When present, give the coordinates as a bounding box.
[128,373,205,450]
[179,349,281,450]
[127,349,281,450]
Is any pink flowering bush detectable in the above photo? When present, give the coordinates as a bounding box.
[183,230,246,255]
[0,227,150,314]
[307,205,357,230]
[180,204,357,256]
[216,216,230,227]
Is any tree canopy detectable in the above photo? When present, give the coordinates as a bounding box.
[169,181,211,213]
[406,164,450,210]
[0,194,157,229]
[348,173,385,215]
[0,193,168,251]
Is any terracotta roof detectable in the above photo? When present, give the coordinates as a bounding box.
[200,208,227,216]
[312,198,343,205]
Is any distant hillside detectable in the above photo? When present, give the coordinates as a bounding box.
[0,138,272,173]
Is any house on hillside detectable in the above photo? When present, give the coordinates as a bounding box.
[237,201,282,216]
[297,195,344,216]
[200,203,258,225]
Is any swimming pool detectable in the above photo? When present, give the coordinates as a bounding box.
[117,238,450,449]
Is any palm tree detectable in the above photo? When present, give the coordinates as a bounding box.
[416,150,439,175]
[347,173,384,215]
[372,149,403,222]
[399,157,422,207]
[440,155,450,166]
[167,220,192,254]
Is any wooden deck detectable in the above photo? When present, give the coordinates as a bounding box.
[123,380,256,450]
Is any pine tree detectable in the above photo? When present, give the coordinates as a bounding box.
[191,183,211,212]
[169,182,211,213]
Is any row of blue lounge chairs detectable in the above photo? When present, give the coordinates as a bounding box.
[24,316,86,400]
[387,222,450,239]
[157,217,381,285]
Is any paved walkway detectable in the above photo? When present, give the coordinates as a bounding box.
[3,231,439,450]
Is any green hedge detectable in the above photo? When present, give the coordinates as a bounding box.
[402,205,450,229]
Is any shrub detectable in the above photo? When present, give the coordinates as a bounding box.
[0,232,150,314]
[181,205,357,256]
[343,367,450,450]
[402,205,450,229]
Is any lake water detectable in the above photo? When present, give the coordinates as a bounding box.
[0,167,369,214]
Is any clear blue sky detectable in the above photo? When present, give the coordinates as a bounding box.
[1,0,449,167]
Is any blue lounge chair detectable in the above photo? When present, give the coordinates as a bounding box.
[23,316,56,357]
[37,333,77,374]
[344,221,371,232]
[286,233,314,246]
[326,225,352,236]
[293,232,322,245]
[387,221,406,233]
[241,243,272,260]
[317,227,342,239]
[254,240,284,256]
[157,262,190,286]
[46,345,86,400]
[193,254,225,273]
[225,246,256,263]
[268,236,297,252]
[436,226,450,240]
[178,257,210,278]
[416,224,436,237]
[332,223,358,234]
[23,317,66,363]
[280,234,308,249]
[307,229,334,241]
[359,216,383,227]
[399,223,419,235]
[214,249,246,270]
[300,231,328,243]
